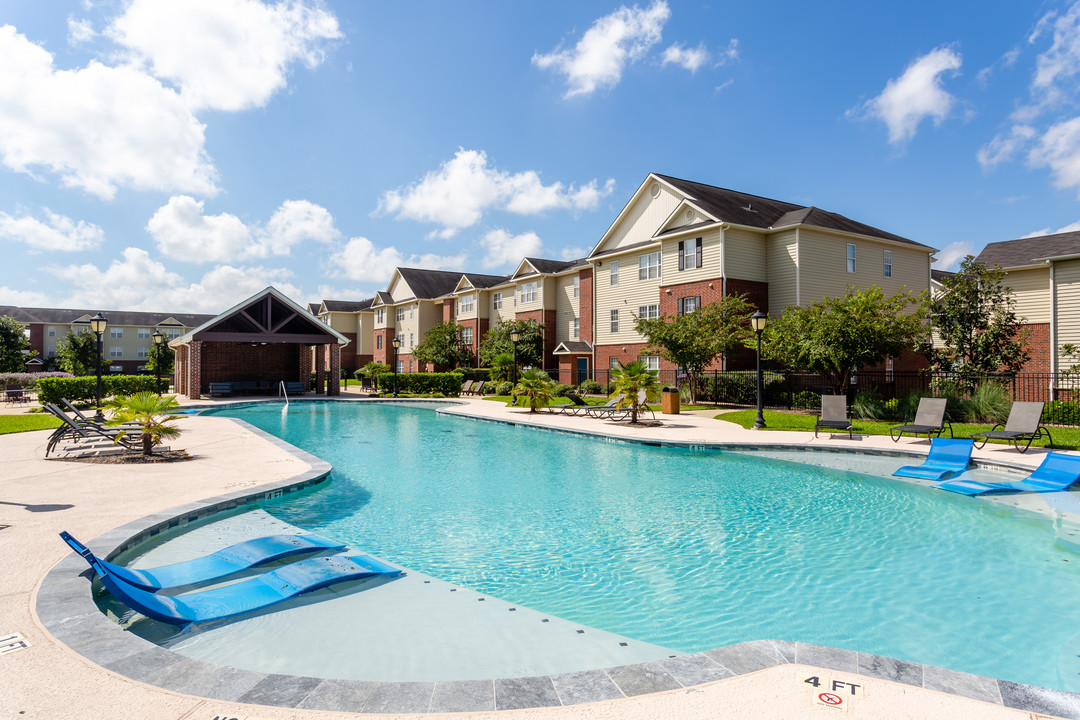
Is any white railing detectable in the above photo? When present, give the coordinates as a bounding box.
[278,380,290,407]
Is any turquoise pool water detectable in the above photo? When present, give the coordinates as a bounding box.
[204,400,1080,691]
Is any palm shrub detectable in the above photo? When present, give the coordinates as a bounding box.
[609,360,663,424]
[494,380,514,395]
[102,392,183,456]
[489,353,515,383]
[513,368,553,412]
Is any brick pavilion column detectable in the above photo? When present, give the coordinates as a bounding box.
[189,341,202,400]
[314,346,326,394]
[299,344,313,392]
[328,344,341,396]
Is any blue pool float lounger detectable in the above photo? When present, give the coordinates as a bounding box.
[60,531,347,590]
[935,451,1080,495]
[892,438,974,481]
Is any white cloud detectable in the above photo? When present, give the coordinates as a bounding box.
[480,229,543,269]
[0,286,50,306]
[977,124,1037,168]
[856,46,962,145]
[0,25,218,200]
[662,43,709,73]
[48,246,306,312]
[148,196,340,262]
[934,241,976,271]
[332,236,466,285]
[379,149,614,237]
[0,208,104,252]
[559,246,588,261]
[1029,3,1080,111]
[1028,116,1080,194]
[67,16,95,44]
[1022,219,1080,238]
[106,0,342,112]
[532,1,670,98]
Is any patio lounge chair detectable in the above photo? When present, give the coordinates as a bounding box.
[889,398,952,442]
[934,452,1080,495]
[81,551,403,626]
[460,380,474,395]
[815,395,853,439]
[471,380,486,395]
[44,404,137,456]
[893,438,974,481]
[59,398,140,430]
[970,401,1052,454]
[547,391,591,415]
[581,393,631,420]
[60,531,347,590]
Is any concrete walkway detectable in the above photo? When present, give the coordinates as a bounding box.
[1,395,1075,719]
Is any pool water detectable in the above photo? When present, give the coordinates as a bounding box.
[199,401,1080,691]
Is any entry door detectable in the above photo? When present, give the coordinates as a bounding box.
[576,357,588,386]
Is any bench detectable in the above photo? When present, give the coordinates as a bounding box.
[283,381,305,393]
[208,383,233,397]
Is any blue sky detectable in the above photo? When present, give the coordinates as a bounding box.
[1,0,1079,312]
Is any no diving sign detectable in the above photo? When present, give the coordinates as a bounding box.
[806,676,862,712]
[815,691,846,710]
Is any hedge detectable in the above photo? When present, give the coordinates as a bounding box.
[375,372,464,396]
[37,375,167,406]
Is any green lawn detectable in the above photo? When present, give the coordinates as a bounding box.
[717,409,1080,451]
[0,414,62,435]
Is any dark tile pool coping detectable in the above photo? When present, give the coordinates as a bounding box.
[34,401,1080,717]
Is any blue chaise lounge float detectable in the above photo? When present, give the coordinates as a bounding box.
[60,531,346,590]
[892,438,974,481]
[934,452,1080,495]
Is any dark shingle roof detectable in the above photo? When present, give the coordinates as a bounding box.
[460,272,509,289]
[306,303,320,315]
[976,231,1080,268]
[654,174,926,248]
[523,257,582,274]
[930,269,955,283]
[397,268,466,299]
[322,299,374,312]
[0,306,213,327]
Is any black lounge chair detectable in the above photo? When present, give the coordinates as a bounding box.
[548,391,592,415]
[971,401,1052,454]
[815,395,853,439]
[890,398,952,442]
[44,404,137,456]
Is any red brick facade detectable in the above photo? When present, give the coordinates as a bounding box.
[579,268,594,345]
[557,354,591,384]
[443,299,454,322]
[456,317,487,367]
[1020,323,1051,373]
[373,328,394,365]
[516,309,557,368]
[595,342,649,374]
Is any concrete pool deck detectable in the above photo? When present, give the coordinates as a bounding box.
[4,395,1080,719]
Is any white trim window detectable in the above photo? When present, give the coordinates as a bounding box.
[638,251,662,280]
[610,356,620,369]
[376,309,384,323]
[610,309,619,333]
[137,328,152,339]
[678,296,700,315]
[410,304,415,319]
[610,260,619,286]
[492,292,503,310]
[571,317,579,339]
[137,347,149,359]
[883,249,893,278]
[396,307,405,322]
[678,238,702,270]
[461,327,473,345]
[847,243,856,273]
[643,355,661,371]
[396,360,404,373]
[376,335,382,350]
[109,346,123,358]
[459,294,474,313]
[47,326,56,337]
[572,275,579,298]
[47,346,56,358]
[409,332,414,348]
[521,281,538,303]
[109,327,123,338]
[637,304,659,320]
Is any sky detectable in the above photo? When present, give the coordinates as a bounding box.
[2,0,1080,313]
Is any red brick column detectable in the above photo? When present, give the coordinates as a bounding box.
[189,341,202,400]
[314,346,326,394]
[174,345,187,396]
[579,267,594,345]
[328,344,341,395]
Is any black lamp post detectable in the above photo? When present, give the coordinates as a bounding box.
[391,336,401,397]
[89,313,107,420]
[751,311,768,429]
[152,330,166,395]
[510,327,520,386]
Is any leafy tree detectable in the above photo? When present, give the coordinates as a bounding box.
[930,256,1030,374]
[634,294,754,403]
[512,368,553,412]
[761,285,928,394]
[103,392,183,456]
[145,341,174,380]
[609,359,663,424]
[57,329,99,376]
[479,319,545,369]
[0,315,32,372]
[488,353,515,382]
[412,321,473,369]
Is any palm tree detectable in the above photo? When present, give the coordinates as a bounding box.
[610,360,663,424]
[103,392,183,456]
[513,368,553,412]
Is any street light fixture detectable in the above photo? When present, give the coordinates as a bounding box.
[152,330,166,395]
[750,311,768,430]
[89,313,108,420]
[391,336,401,397]
[509,327,521,387]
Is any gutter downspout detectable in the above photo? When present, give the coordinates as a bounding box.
[795,228,801,307]
[1050,261,1057,400]
[720,223,727,373]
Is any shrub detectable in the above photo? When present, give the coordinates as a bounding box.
[551,383,574,398]
[962,382,1012,424]
[375,372,463,396]
[578,379,602,395]
[852,389,887,420]
[494,381,514,395]
[793,390,821,410]
[1044,400,1080,426]
[0,371,72,389]
[37,375,164,406]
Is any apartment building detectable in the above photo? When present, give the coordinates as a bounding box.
[310,299,374,373]
[0,305,213,373]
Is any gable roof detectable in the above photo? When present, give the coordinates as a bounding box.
[0,305,213,327]
[523,257,583,274]
[396,267,466,300]
[976,231,1080,268]
[459,272,509,289]
[172,287,348,346]
[320,299,374,313]
[655,174,926,247]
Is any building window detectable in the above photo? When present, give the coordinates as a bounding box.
[409,360,414,372]
[610,260,619,285]
[376,309,384,323]
[883,249,893,278]
[493,292,503,310]
[459,294,474,313]
[610,356,620,369]
[678,296,701,315]
[572,276,579,298]
[643,355,661,371]
[639,251,662,280]
[410,304,415,319]
[376,335,382,350]
[137,328,150,339]
[109,346,123,358]
[847,243,856,273]
[571,317,579,339]
[47,346,56,358]
[637,304,659,320]
[679,238,702,270]
[610,309,619,333]
[165,329,181,339]
[409,332,414,348]
[110,327,123,338]
[47,326,56,337]
[522,281,537,303]
[396,360,404,373]
[137,347,148,359]
[396,307,405,322]
[461,327,473,345]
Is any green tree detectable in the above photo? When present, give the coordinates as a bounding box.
[57,329,99,376]
[488,353,515,382]
[479,319,545,369]
[412,321,473,369]
[761,285,928,394]
[145,341,174,380]
[930,256,1030,374]
[0,315,31,372]
[609,360,663,424]
[103,392,183,456]
[512,368,553,412]
[634,294,754,403]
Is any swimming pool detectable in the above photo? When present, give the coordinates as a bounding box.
[163,401,1080,690]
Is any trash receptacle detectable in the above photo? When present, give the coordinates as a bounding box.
[661,387,680,415]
